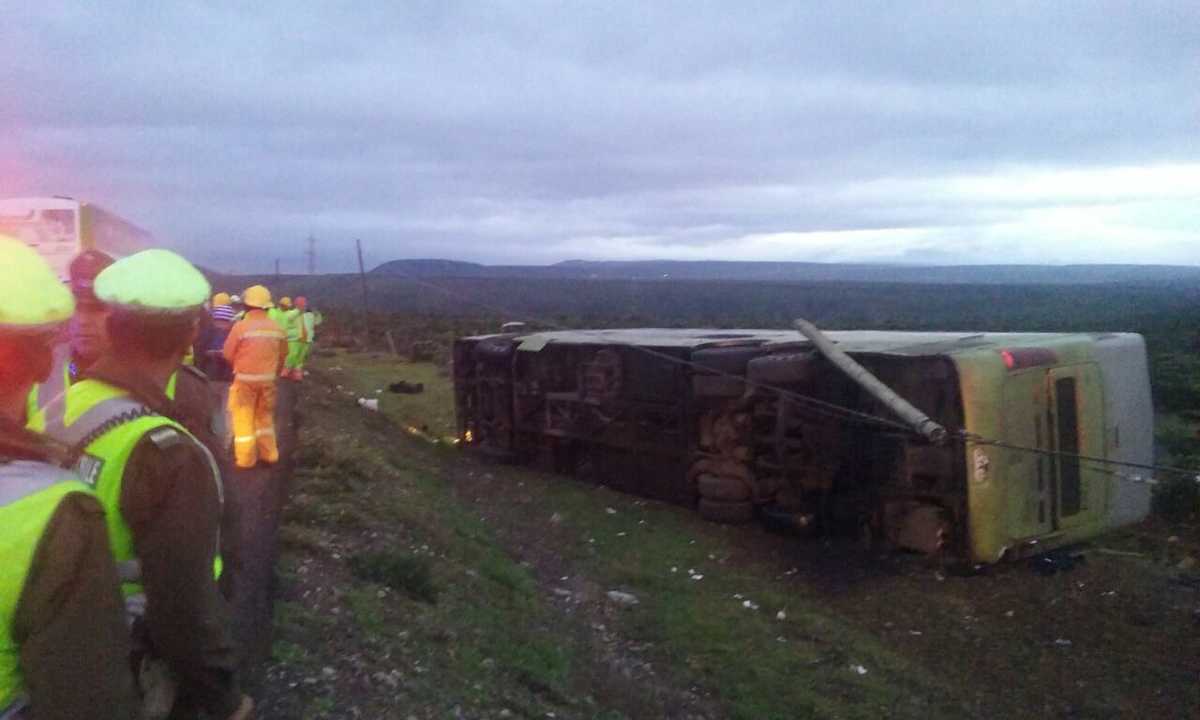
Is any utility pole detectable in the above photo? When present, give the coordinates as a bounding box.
[274,258,280,281]
[306,234,317,274]
[355,238,370,347]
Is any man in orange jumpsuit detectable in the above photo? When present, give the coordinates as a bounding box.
[221,286,287,469]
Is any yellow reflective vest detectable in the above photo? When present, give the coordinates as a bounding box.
[34,379,223,595]
[0,461,94,713]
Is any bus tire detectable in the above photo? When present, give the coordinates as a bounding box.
[696,473,751,502]
[698,498,755,524]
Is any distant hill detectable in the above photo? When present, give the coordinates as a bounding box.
[372,258,1200,285]
[370,259,492,277]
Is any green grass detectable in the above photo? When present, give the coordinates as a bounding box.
[269,349,963,718]
[320,349,458,438]
[278,524,325,554]
[484,468,948,719]
[274,599,337,635]
[344,585,387,637]
[273,366,593,716]
[302,694,335,719]
[347,550,438,603]
[1153,414,1200,522]
[271,638,307,664]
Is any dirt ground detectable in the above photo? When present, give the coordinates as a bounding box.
[247,358,1200,719]
[456,469,1200,719]
[217,380,298,680]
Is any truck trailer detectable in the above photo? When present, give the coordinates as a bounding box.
[452,325,1153,564]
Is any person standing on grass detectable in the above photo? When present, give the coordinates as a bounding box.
[282,296,318,380]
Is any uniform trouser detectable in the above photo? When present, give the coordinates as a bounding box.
[228,380,278,468]
[295,341,312,369]
[284,341,307,370]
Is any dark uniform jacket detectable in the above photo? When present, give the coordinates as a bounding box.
[1,417,139,720]
[81,358,243,718]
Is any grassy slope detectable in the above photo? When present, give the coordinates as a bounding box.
[263,351,1200,719]
[267,369,583,718]
[319,351,458,438]
[265,353,966,719]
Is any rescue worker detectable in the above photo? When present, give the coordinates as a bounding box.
[223,285,287,469]
[0,237,139,720]
[281,297,306,381]
[26,250,115,416]
[286,297,321,380]
[34,249,253,720]
[267,296,290,332]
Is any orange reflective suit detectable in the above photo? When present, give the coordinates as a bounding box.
[222,309,288,468]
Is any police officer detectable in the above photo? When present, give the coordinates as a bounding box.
[0,237,138,720]
[27,250,220,461]
[35,249,252,720]
[25,249,114,417]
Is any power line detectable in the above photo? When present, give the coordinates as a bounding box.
[960,433,1200,484]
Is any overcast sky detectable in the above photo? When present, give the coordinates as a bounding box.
[2,1,1198,272]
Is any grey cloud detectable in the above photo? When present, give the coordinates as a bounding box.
[2,2,1198,270]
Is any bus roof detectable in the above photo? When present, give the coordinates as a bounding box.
[0,196,82,211]
[466,328,1142,356]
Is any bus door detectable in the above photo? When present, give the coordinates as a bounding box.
[1002,369,1054,540]
[1046,364,1106,532]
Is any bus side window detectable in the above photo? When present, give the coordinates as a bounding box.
[1056,378,1082,517]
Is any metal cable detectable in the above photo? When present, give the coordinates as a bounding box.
[958,432,1200,484]
[369,271,1200,483]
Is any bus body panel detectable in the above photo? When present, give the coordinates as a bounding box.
[0,196,151,278]
[954,334,1151,563]
[1090,334,1154,526]
[454,329,1155,565]
[0,196,81,279]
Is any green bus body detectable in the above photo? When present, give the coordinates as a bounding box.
[454,329,1154,563]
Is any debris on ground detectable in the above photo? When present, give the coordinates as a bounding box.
[606,590,639,606]
[388,380,425,394]
[357,397,380,411]
[1031,549,1086,576]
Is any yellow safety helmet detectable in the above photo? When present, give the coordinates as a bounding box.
[279,296,293,309]
[212,292,232,306]
[242,285,273,309]
[0,235,75,332]
[95,249,210,313]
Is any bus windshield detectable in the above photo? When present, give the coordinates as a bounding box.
[0,205,79,279]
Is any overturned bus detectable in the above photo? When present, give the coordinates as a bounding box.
[452,324,1153,564]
